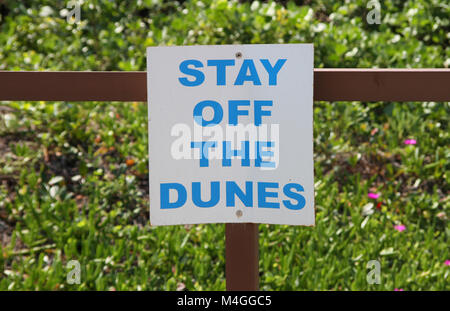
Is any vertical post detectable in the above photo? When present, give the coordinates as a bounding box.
[225,223,259,291]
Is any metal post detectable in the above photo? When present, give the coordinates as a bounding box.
[225,223,259,291]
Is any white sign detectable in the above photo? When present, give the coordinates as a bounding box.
[147,44,314,226]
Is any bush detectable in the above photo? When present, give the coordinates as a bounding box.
[0,0,448,290]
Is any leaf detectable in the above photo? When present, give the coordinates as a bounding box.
[380,247,396,256]
[362,203,374,216]
[71,175,82,182]
[361,216,370,229]
[48,176,64,185]
[49,185,59,198]
[77,219,87,228]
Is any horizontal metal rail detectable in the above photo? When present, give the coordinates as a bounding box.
[0,69,449,102]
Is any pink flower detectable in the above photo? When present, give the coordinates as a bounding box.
[368,192,380,199]
[404,139,417,145]
[445,260,450,266]
[394,288,404,291]
[394,224,406,232]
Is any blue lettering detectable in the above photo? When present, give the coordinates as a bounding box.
[207,59,235,85]
[228,100,250,125]
[283,183,306,210]
[193,100,223,126]
[256,141,276,168]
[226,181,253,207]
[191,141,217,167]
[234,59,262,86]
[160,183,187,209]
[254,100,272,126]
[258,182,280,208]
[222,141,250,167]
[178,59,205,87]
[192,181,220,207]
[260,59,287,85]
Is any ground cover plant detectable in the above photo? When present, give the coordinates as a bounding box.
[0,0,448,290]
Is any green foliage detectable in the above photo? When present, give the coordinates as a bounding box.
[0,0,448,290]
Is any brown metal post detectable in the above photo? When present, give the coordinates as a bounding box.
[225,223,259,291]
